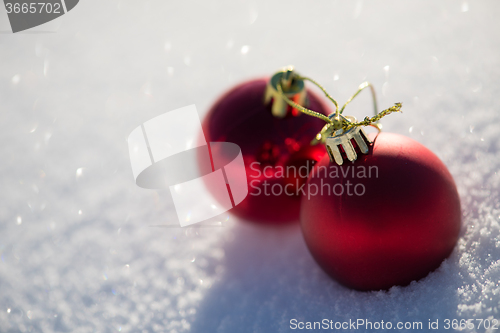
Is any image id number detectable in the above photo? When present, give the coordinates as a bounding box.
[5,2,62,14]
[444,318,499,330]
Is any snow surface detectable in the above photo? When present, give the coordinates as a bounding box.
[1,0,500,332]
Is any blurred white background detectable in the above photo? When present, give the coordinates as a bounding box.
[1,1,500,332]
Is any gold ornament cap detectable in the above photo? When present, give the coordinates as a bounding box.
[264,66,307,118]
[325,115,373,165]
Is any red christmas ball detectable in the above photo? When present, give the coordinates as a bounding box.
[201,78,330,224]
[300,132,461,290]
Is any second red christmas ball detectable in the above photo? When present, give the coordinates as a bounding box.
[300,132,461,291]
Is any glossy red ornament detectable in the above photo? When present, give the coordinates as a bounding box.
[300,132,461,291]
[201,78,330,224]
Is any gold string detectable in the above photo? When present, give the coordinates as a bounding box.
[345,103,402,130]
[276,83,331,124]
[276,74,401,144]
[339,82,378,116]
[295,76,339,113]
